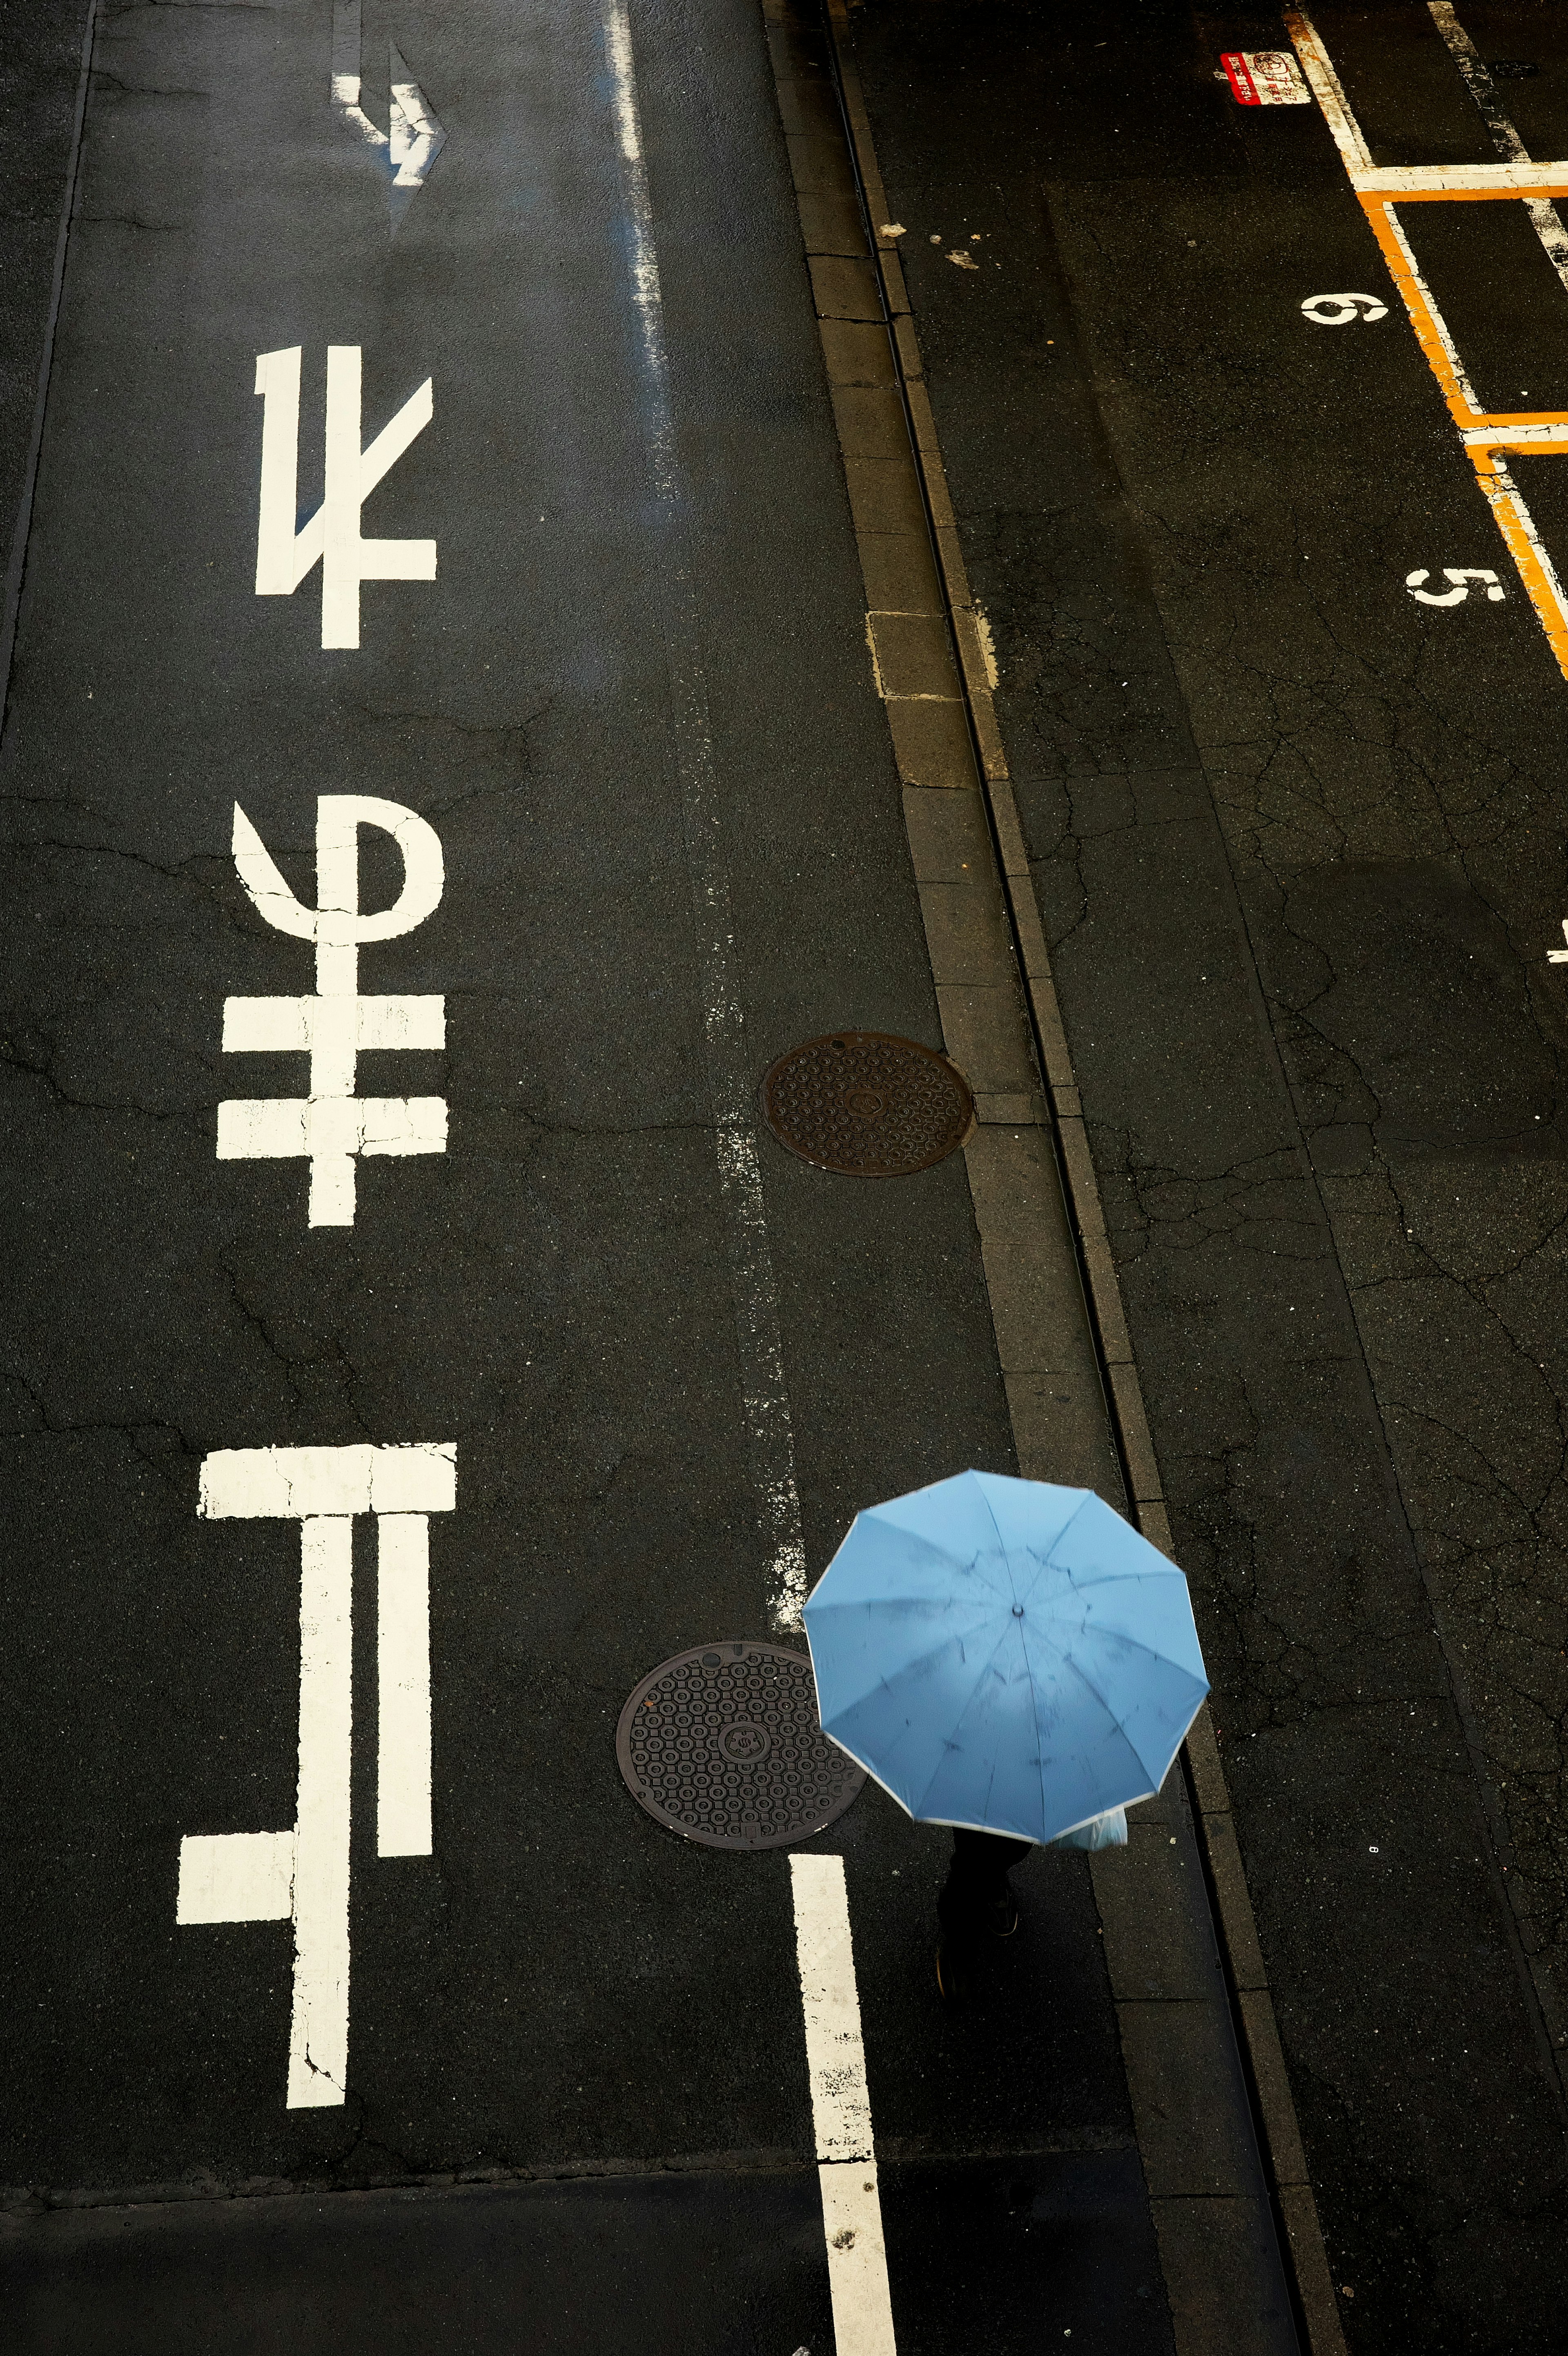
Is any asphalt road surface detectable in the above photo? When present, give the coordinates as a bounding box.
[0,1,1259,2352]
[6,0,1568,2351]
[842,0,1568,2346]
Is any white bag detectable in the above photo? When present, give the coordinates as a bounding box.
[1051,1806,1128,1852]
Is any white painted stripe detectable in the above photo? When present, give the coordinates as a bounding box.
[1376,200,1485,411]
[1427,2,1568,294]
[254,348,305,595]
[1463,422,1568,445]
[816,2164,897,2356]
[601,0,808,1628]
[177,1830,293,1923]
[791,1853,875,2162]
[1428,3,1527,158]
[1479,453,1568,636]
[255,350,435,647]
[1350,158,1568,192]
[1285,10,1373,169]
[789,1855,898,2356]
[377,1513,432,1857]
[287,1515,354,2108]
[199,1442,457,1521]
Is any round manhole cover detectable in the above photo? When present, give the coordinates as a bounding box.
[761,1031,974,1176]
[615,1642,865,1850]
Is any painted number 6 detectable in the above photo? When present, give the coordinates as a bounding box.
[1301,292,1389,326]
[1406,567,1505,605]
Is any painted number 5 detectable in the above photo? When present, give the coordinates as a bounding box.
[1301,292,1389,326]
[1406,567,1505,605]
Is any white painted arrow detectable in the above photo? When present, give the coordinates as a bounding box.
[332,0,445,228]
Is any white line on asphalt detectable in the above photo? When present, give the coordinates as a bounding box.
[377,1513,433,1857]
[254,346,437,650]
[1375,196,1484,406]
[290,1513,355,2108]
[601,0,808,1629]
[179,1444,455,2107]
[790,1855,898,2356]
[1428,2,1568,294]
[1287,7,1568,674]
[331,0,446,216]
[218,795,447,1226]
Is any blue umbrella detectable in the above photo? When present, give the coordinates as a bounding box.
[803,1470,1209,1844]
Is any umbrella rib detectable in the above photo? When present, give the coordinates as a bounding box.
[1053,1639,1196,1784]
[974,1476,1021,1608]
[906,1610,1021,1822]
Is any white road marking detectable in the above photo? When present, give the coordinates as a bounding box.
[1300,291,1388,324]
[218,795,446,1226]
[601,0,808,1629]
[180,1443,455,2108]
[1287,7,1568,675]
[331,0,445,225]
[1428,2,1568,294]
[377,1513,432,1857]
[790,1856,898,2356]
[254,346,436,649]
[176,1830,293,1923]
[1405,565,1505,602]
[291,1513,354,2108]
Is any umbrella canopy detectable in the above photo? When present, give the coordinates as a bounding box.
[803,1470,1209,1844]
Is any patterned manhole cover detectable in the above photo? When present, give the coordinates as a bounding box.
[615,1642,865,1850]
[760,1031,974,1176]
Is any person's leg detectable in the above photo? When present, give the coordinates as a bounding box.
[935,1830,1032,1998]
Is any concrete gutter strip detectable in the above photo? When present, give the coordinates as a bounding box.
[762,3,1351,2350]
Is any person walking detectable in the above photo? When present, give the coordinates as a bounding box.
[934,1808,1128,2003]
[935,1828,1031,2000]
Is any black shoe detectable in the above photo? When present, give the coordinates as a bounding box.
[987,1892,1020,1939]
[935,1943,972,2005]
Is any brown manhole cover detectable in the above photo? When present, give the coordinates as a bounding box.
[615,1642,865,1850]
[761,1031,974,1176]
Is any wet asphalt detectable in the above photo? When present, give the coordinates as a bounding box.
[841,0,1568,2346]
[8,0,1568,2349]
[0,0,1183,2351]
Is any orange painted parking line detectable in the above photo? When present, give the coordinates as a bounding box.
[1286,6,1568,679]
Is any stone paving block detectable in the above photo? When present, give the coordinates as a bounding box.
[1091,1821,1227,2006]
[900,784,992,881]
[786,131,856,196]
[1151,2196,1298,2356]
[934,982,1036,1095]
[869,611,959,698]
[818,318,896,386]
[831,385,908,460]
[843,454,928,537]
[917,878,1014,986]
[796,187,868,255]
[1116,2003,1257,2200]
[855,529,942,613]
[808,254,882,319]
[1004,1367,1124,1496]
[884,696,975,788]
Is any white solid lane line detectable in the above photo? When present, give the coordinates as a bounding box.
[1428,1,1568,294]
[600,0,808,1630]
[289,1515,356,2109]
[378,1513,434,1858]
[790,1855,898,2356]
